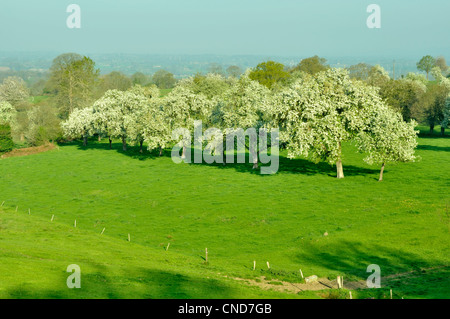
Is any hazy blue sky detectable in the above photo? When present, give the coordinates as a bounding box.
[0,0,449,57]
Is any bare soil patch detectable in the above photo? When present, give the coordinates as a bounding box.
[1,143,57,159]
[227,276,366,294]
[227,266,448,294]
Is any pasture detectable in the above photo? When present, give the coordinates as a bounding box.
[0,127,448,298]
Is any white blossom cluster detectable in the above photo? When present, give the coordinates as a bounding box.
[0,101,16,126]
[61,69,419,178]
[268,68,418,176]
[61,107,96,140]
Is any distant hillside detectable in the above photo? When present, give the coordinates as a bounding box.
[0,51,429,79]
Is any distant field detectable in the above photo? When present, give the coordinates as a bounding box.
[0,127,449,298]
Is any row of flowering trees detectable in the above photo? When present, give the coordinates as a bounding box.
[62,69,419,180]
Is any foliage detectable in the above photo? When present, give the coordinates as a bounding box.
[0,101,17,125]
[48,53,99,118]
[209,63,224,75]
[220,74,271,129]
[0,123,14,153]
[152,69,177,89]
[131,72,150,86]
[248,61,291,89]
[0,76,29,106]
[141,98,172,152]
[99,71,132,93]
[435,56,448,73]
[347,63,372,81]
[367,65,390,88]
[431,67,450,91]
[123,85,165,151]
[405,72,428,86]
[271,68,414,178]
[290,56,329,75]
[92,87,155,150]
[61,107,96,142]
[163,85,213,129]
[356,104,418,167]
[226,65,243,78]
[179,73,235,100]
[25,105,62,146]
[379,78,426,121]
[417,83,450,132]
[442,96,450,129]
[416,55,436,80]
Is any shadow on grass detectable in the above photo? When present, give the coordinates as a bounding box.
[64,139,172,161]
[65,139,378,178]
[417,130,449,139]
[190,155,378,178]
[293,240,447,281]
[417,144,450,152]
[4,266,238,299]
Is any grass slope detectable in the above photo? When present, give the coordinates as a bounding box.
[0,127,449,298]
[0,208,305,299]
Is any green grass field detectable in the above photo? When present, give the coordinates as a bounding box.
[0,127,449,299]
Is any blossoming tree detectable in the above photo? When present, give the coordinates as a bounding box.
[93,88,149,151]
[61,107,95,146]
[272,68,403,178]
[217,73,273,168]
[356,104,418,181]
[0,101,16,125]
[163,86,213,159]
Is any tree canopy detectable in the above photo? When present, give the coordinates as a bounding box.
[416,55,436,80]
[49,53,99,118]
[290,56,329,75]
[248,61,290,89]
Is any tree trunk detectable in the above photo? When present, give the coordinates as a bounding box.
[441,126,445,136]
[139,140,143,153]
[98,135,101,142]
[249,146,258,169]
[122,137,127,151]
[336,160,344,179]
[181,146,186,159]
[252,156,258,169]
[430,124,434,134]
[379,162,385,182]
[336,142,344,179]
[109,137,112,149]
[159,147,163,157]
[83,136,87,147]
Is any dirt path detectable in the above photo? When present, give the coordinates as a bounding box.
[1,143,57,159]
[227,266,448,294]
[228,276,366,294]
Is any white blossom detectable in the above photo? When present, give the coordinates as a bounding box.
[0,101,16,125]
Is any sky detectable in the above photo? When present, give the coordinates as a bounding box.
[0,0,449,58]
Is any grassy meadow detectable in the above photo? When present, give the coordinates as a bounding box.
[0,126,449,299]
